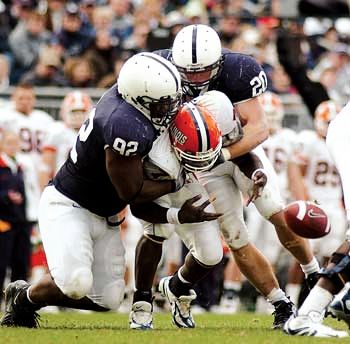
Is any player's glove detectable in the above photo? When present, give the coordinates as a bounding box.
[170,167,187,193]
[246,169,267,205]
[178,195,222,223]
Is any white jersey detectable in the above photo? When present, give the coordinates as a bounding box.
[0,108,54,165]
[297,130,342,205]
[327,100,350,220]
[42,121,78,173]
[16,152,41,222]
[261,128,297,201]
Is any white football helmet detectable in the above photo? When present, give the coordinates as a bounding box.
[118,52,182,132]
[60,91,93,130]
[172,24,223,93]
[259,91,284,132]
[314,100,341,138]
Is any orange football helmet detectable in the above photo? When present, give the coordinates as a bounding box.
[259,91,284,131]
[314,100,341,138]
[60,91,93,130]
[169,102,222,172]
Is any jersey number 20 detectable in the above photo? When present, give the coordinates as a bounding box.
[250,71,268,97]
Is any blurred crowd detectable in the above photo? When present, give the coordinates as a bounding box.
[1,0,350,315]
[0,0,346,105]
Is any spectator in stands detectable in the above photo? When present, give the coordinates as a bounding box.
[0,129,29,303]
[97,52,130,88]
[0,54,10,91]
[92,5,113,31]
[54,3,95,58]
[270,64,297,94]
[109,0,133,40]
[122,20,150,54]
[64,56,95,87]
[85,28,121,83]
[0,1,12,55]
[20,46,68,86]
[80,0,96,26]
[9,10,51,83]
[10,0,37,29]
[217,12,241,47]
[43,0,65,33]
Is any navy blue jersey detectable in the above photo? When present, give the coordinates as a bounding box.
[54,84,157,217]
[155,48,267,103]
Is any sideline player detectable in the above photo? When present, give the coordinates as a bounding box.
[284,100,350,337]
[0,52,219,328]
[287,101,346,305]
[39,90,93,190]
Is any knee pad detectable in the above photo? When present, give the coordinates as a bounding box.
[99,279,125,310]
[221,219,249,250]
[60,267,93,299]
[318,253,350,292]
[194,246,223,266]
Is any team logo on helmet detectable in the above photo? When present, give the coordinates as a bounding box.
[170,102,222,172]
[61,91,93,130]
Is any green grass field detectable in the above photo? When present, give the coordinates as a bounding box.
[1,312,350,344]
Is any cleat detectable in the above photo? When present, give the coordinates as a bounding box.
[158,276,196,328]
[329,289,350,327]
[0,280,40,328]
[284,314,348,337]
[272,299,296,329]
[129,301,153,330]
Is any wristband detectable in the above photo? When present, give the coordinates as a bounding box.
[221,148,231,161]
[166,208,181,225]
[251,168,266,180]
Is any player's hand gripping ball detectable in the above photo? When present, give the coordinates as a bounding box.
[283,201,330,239]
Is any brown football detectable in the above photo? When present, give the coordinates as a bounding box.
[283,201,331,239]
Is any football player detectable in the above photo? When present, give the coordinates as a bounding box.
[1,84,54,165]
[153,23,319,284]
[39,90,93,190]
[129,91,294,330]
[0,84,53,223]
[284,100,350,338]
[248,92,297,266]
[287,101,346,305]
[0,52,219,328]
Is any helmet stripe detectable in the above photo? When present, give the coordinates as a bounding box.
[187,103,210,152]
[192,25,197,64]
[140,53,180,91]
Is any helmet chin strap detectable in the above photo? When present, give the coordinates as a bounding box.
[183,84,209,99]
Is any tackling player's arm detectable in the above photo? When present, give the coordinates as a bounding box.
[223,98,268,159]
[106,148,180,204]
[130,195,221,224]
[231,151,267,204]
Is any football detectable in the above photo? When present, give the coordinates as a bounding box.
[283,201,331,239]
